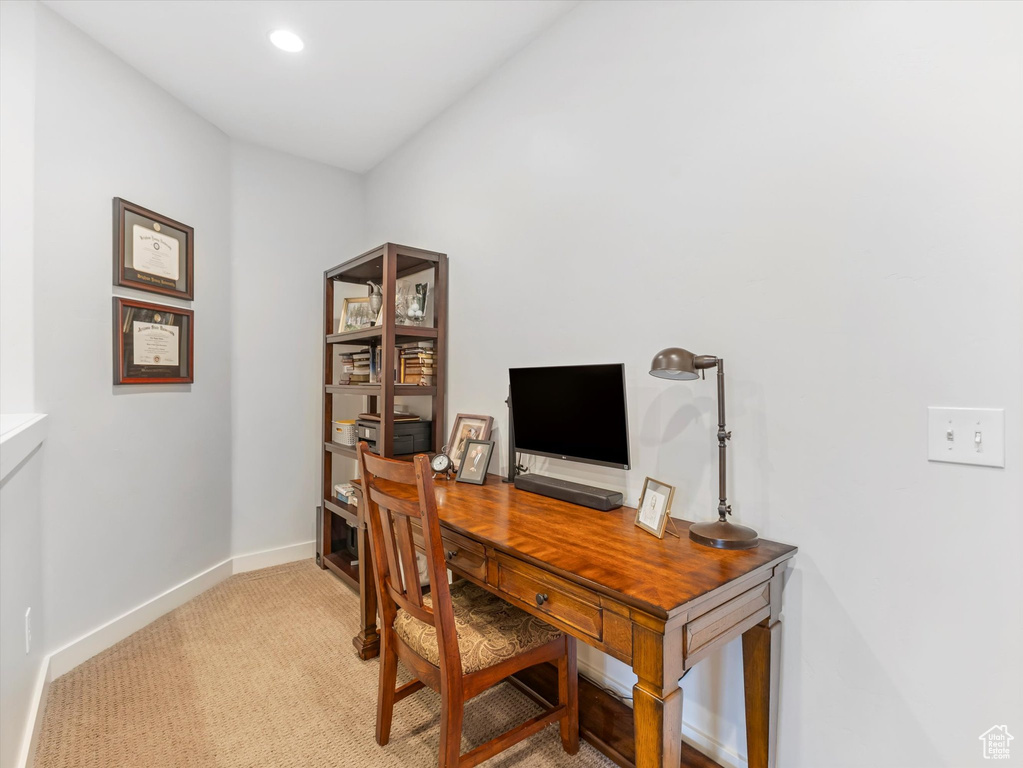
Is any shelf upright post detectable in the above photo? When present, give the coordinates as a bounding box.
[433,255,449,455]
[380,244,398,456]
[319,270,335,568]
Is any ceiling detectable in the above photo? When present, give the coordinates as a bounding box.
[42,0,579,173]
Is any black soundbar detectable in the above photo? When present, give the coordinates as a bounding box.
[513,473,623,511]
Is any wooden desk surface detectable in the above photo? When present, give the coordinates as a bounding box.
[392,474,796,620]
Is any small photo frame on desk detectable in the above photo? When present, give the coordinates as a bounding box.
[447,413,493,471]
[456,440,494,485]
[635,477,678,539]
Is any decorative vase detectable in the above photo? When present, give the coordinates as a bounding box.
[367,281,383,324]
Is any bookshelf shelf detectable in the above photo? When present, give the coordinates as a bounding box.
[325,243,444,283]
[324,441,357,459]
[323,550,359,589]
[323,497,358,526]
[327,325,437,346]
[325,384,437,397]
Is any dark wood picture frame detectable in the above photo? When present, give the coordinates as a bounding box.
[113,197,194,300]
[446,413,494,471]
[455,439,495,485]
[113,297,194,385]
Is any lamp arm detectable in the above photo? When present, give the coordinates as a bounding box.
[715,358,732,521]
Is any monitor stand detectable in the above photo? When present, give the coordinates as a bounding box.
[513,473,623,511]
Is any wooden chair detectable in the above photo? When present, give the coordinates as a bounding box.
[357,442,579,767]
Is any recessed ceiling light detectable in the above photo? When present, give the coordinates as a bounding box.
[269,30,304,53]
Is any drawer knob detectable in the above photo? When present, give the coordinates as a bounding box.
[446,550,457,559]
[535,593,548,606]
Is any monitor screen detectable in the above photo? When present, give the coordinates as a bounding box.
[509,364,630,469]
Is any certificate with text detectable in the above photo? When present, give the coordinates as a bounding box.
[132,224,180,281]
[132,321,179,366]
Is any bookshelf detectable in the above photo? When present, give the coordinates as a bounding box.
[318,243,447,659]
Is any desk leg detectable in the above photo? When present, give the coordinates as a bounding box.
[352,518,380,660]
[632,624,684,768]
[742,619,780,768]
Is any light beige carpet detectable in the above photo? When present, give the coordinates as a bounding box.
[36,560,617,767]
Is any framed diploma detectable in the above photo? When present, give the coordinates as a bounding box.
[113,198,194,300]
[113,297,194,384]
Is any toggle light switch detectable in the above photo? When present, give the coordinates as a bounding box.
[928,407,1005,467]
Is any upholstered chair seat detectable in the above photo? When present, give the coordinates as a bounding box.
[393,580,563,674]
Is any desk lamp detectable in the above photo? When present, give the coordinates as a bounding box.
[649,347,759,549]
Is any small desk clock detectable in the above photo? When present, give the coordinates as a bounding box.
[430,452,454,479]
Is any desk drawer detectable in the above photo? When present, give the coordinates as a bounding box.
[442,531,487,582]
[685,581,771,662]
[439,527,485,558]
[409,523,487,582]
[496,555,602,640]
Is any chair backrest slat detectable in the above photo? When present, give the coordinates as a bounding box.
[364,452,421,484]
[377,508,404,592]
[369,487,422,519]
[358,442,460,680]
[393,514,424,610]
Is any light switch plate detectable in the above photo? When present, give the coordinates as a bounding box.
[928,407,1005,467]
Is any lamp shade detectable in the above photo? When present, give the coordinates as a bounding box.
[649,347,700,380]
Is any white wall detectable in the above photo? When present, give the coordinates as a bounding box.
[0,443,45,768]
[0,5,45,767]
[0,0,36,414]
[229,141,364,556]
[364,2,1023,766]
[1,10,370,762]
[32,4,233,655]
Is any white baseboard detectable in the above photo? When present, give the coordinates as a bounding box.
[577,656,747,768]
[20,541,316,768]
[681,721,746,768]
[232,540,314,574]
[47,557,235,680]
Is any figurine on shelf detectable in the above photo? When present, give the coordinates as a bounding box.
[367,281,383,325]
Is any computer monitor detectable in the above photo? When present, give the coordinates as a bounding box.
[508,363,630,470]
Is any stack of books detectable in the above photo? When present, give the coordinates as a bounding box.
[417,344,435,386]
[334,482,357,506]
[398,341,436,386]
[337,352,355,384]
[351,349,372,384]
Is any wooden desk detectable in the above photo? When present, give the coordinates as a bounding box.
[351,475,796,768]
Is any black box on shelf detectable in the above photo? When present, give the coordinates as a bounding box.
[356,419,432,455]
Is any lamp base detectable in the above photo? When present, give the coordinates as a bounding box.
[689,519,759,550]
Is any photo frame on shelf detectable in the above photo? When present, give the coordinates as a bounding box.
[113,297,194,385]
[338,297,374,333]
[456,440,495,485]
[634,477,679,539]
[446,413,494,471]
[113,197,194,300]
